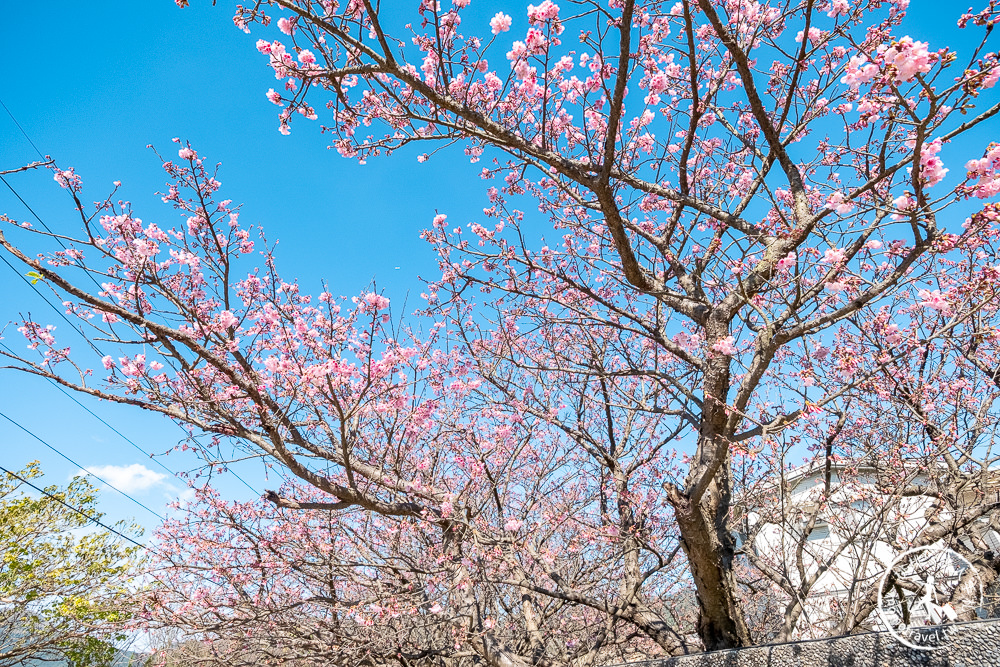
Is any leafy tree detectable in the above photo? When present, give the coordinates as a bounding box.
[5,0,1000,662]
[0,462,141,667]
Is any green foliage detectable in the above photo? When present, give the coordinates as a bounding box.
[0,462,143,666]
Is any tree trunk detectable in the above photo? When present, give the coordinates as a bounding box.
[668,452,752,650]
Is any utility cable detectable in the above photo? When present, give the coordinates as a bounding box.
[0,461,153,553]
[0,278,261,497]
[0,251,108,358]
[0,341,177,478]
[0,97,44,159]
[0,101,263,500]
[0,410,164,521]
[0,207,261,497]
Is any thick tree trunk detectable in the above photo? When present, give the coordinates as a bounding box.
[667,346,752,651]
[670,469,752,650]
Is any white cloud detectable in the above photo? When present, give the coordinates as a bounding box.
[76,464,168,493]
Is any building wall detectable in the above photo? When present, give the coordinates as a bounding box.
[611,618,1000,667]
[745,465,997,640]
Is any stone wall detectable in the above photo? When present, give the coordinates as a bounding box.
[613,618,1000,667]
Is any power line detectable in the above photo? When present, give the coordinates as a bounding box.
[0,410,165,521]
[0,101,263,500]
[0,250,255,492]
[0,251,107,358]
[0,100,112,296]
[1,171,111,297]
[0,341,178,477]
[0,174,57,235]
[0,462,153,554]
[0,97,44,159]
[0,268,262,498]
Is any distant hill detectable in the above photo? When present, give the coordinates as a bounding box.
[17,648,144,667]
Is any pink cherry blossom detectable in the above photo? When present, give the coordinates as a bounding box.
[982,66,1000,89]
[917,288,951,313]
[712,336,738,356]
[52,168,81,191]
[883,36,933,83]
[776,252,797,273]
[822,247,846,264]
[884,323,903,346]
[490,12,512,34]
[825,281,848,293]
[794,27,825,44]
[841,56,879,89]
[918,138,948,186]
[524,28,548,53]
[217,310,239,329]
[891,193,915,219]
[827,0,849,17]
[527,1,560,23]
[826,192,855,215]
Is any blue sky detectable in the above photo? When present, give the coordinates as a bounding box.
[0,0,981,536]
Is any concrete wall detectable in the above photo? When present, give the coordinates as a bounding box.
[613,618,1000,667]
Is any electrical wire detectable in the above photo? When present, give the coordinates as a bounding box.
[0,410,165,521]
[0,253,261,496]
[0,341,177,476]
[0,99,262,501]
[0,461,153,553]
[0,97,44,159]
[0,252,108,358]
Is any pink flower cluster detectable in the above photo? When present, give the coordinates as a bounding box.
[964,143,1000,199]
[918,138,948,186]
[826,0,849,18]
[917,289,951,314]
[711,336,738,356]
[776,252,797,273]
[825,281,849,294]
[490,12,512,34]
[52,168,82,192]
[883,323,903,346]
[841,56,879,89]
[883,37,933,83]
[822,247,846,264]
[527,1,559,23]
[525,28,548,54]
[353,292,390,312]
[826,191,854,214]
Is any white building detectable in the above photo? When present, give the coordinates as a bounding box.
[742,460,1000,639]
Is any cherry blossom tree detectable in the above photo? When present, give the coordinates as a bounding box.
[6,0,1000,659]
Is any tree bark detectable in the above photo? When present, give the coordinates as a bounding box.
[668,467,752,650]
